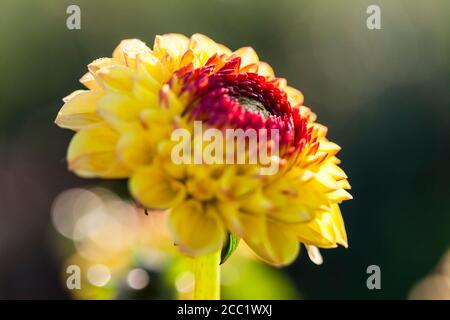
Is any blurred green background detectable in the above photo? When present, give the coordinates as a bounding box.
[0,0,449,299]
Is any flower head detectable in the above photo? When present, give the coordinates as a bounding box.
[55,33,352,266]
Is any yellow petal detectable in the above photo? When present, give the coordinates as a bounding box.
[153,33,190,59]
[240,214,300,266]
[79,72,101,91]
[170,201,225,255]
[318,140,341,154]
[132,72,160,102]
[96,65,134,92]
[257,61,274,78]
[240,63,259,73]
[179,49,196,67]
[189,33,231,58]
[327,189,353,201]
[88,57,123,73]
[284,86,304,107]
[159,84,185,114]
[135,52,172,84]
[217,167,259,201]
[55,91,103,131]
[129,165,186,209]
[116,130,153,169]
[62,90,85,103]
[186,177,216,201]
[298,105,317,122]
[67,123,129,178]
[327,163,348,180]
[96,93,151,131]
[312,170,339,192]
[329,204,348,247]
[216,200,244,235]
[338,179,351,190]
[112,39,151,67]
[295,205,348,249]
[268,203,313,224]
[140,108,174,143]
[240,191,273,214]
[234,47,259,67]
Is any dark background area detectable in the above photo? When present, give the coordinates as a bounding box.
[0,0,449,299]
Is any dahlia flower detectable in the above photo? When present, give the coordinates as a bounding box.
[55,33,352,299]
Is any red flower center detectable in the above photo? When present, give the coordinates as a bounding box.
[172,56,311,157]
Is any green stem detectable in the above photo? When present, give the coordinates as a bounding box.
[192,248,221,300]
